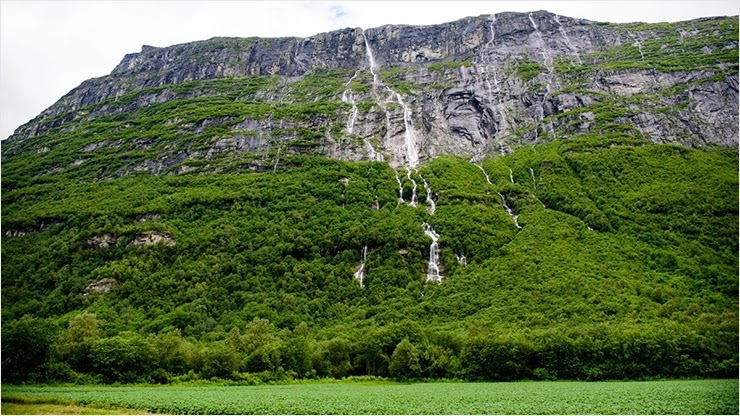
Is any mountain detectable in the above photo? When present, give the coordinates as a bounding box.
[1,11,737,384]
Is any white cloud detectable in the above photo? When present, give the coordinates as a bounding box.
[0,0,737,140]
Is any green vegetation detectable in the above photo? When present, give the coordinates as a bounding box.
[1,15,737,389]
[3,379,738,414]
[515,61,543,81]
[2,131,737,384]
[556,18,739,74]
[1,396,144,415]
[427,60,472,73]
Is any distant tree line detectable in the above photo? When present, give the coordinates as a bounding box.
[3,313,736,384]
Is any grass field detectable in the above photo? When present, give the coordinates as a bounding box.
[2,379,737,414]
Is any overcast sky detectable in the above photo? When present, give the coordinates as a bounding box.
[1,1,737,140]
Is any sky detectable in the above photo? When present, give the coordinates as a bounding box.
[0,1,737,141]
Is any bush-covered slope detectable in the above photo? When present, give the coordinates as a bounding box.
[2,131,737,383]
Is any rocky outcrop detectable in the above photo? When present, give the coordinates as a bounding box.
[88,234,118,249]
[3,11,737,173]
[83,278,118,297]
[128,232,176,247]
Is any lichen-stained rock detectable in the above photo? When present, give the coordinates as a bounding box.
[128,231,176,247]
[83,278,118,298]
[88,234,119,249]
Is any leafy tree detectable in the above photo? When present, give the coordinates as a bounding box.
[389,338,421,379]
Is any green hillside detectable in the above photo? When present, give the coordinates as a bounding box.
[2,131,737,383]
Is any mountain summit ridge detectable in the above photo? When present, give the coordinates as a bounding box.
[4,11,738,173]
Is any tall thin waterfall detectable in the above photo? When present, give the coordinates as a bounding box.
[554,15,582,65]
[362,30,419,169]
[422,176,436,215]
[407,168,417,206]
[528,13,558,140]
[424,223,441,282]
[395,171,404,204]
[341,70,360,134]
[475,163,522,230]
[353,245,367,287]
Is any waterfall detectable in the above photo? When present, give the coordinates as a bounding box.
[353,245,367,287]
[395,171,404,204]
[509,168,515,183]
[475,14,508,136]
[363,31,380,87]
[406,168,417,206]
[455,253,467,266]
[424,223,442,282]
[340,177,349,209]
[628,31,646,61]
[528,13,557,140]
[475,163,492,185]
[554,15,583,65]
[362,30,419,169]
[272,147,281,173]
[476,163,521,230]
[499,192,522,230]
[530,167,537,190]
[341,70,361,134]
[422,176,436,215]
[391,90,420,169]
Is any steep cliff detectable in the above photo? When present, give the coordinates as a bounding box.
[3,11,737,176]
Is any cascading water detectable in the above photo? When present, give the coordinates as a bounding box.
[528,13,557,140]
[475,14,508,137]
[554,15,583,65]
[509,168,515,183]
[455,253,467,266]
[363,31,380,87]
[499,193,522,230]
[530,167,537,190]
[475,163,522,230]
[272,147,281,173]
[341,70,361,134]
[628,31,646,61]
[422,176,436,215]
[362,30,419,169]
[340,177,349,209]
[353,245,367,287]
[407,168,418,206]
[475,163,493,185]
[395,171,404,204]
[392,90,420,168]
[424,223,442,282]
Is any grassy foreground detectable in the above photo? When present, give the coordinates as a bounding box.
[1,396,146,415]
[2,379,737,414]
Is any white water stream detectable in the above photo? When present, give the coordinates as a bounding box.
[407,168,418,206]
[554,15,583,65]
[341,70,361,134]
[422,176,436,215]
[394,171,404,204]
[353,245,367,287]
[424,223,442,282]
[475,163,522,230]
[528,13,558,140]
[363,29,419,168]
[628,31,646,61]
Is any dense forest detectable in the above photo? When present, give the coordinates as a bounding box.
[2,13,738,385]
[2,131,737,384]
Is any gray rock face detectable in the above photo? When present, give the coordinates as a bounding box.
[128,232,176,247]
[88,234,118,249]
[83,278,118,297]
[4,11,738,173]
